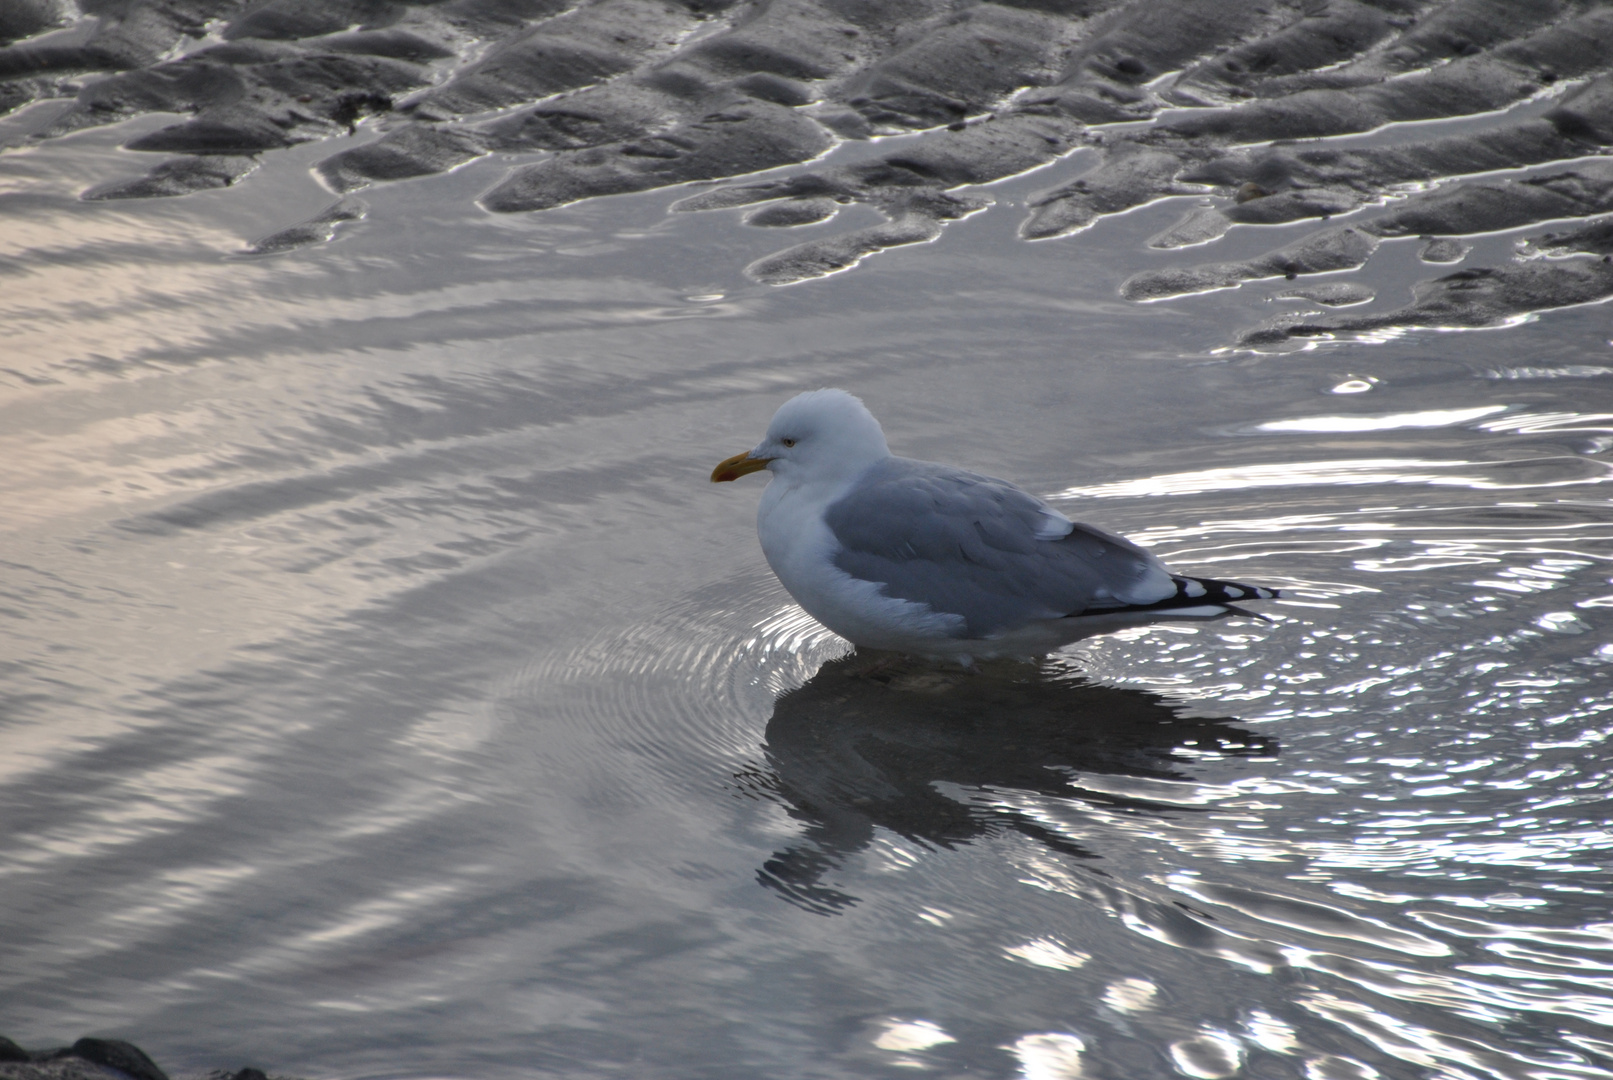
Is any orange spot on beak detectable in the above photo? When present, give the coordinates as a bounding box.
[711,451,772,482]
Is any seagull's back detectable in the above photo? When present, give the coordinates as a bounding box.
[824,456,1176,638]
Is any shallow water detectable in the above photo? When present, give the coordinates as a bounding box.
[4,98,1613,1080]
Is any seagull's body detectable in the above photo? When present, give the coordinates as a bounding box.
[713,390,1277,660]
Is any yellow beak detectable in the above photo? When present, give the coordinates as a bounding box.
[711,451,772,483]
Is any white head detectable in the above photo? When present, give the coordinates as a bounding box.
[711,389,891,485]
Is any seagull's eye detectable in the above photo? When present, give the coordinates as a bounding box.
[781,438,796,448]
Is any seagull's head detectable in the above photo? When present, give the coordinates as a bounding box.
[711,388,891,485]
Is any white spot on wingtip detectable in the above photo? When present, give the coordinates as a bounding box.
[1184,580,1207,597]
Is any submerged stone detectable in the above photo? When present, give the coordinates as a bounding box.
[317,125,489,190]
[0,0,75,48]
[481,97,831,212]
[1240,260,1613,346]
[83,154,259,199]
[744,197,838,226]
[248,197,368,253]
[1523,217,1613,257]
[1418,237,1469,264]
[1122,226,1380,301]
[1275,282,1376,307]
[1150,187,1362,248]
[413,0,699,116]
[745,191,985,284]
[223,0,407,42]
[1367,162,1613,239]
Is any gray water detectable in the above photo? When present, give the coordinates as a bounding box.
[4,99,1613,1080]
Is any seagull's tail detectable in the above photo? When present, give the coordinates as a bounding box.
[1167,575,1281,606]
[1070,576,1280,619]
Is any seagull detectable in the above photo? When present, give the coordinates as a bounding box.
[711,389,1279,661]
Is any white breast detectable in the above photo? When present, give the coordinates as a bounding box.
[756,474,965,650]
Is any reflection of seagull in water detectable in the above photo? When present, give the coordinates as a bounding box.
[742,655,1277,914]
[713,389,1278,661]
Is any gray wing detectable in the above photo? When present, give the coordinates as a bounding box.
[823,458,1175,638]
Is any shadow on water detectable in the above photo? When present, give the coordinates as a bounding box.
[742,653,1277,915]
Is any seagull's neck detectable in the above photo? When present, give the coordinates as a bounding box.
[770,453,888,496]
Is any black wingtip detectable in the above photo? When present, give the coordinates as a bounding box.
[1064,576,1280,619]
[1172,576,1280,604]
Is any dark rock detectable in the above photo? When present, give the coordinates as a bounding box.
[125,108,304,153]
[746,191,986,284]
[671,108,1074,260]
[0,0,246,78]
[248,197,368,253]
[1180,118,1604,201]
[684,110,1079,224]
[1364,162,1613,238]
[1545,70,1613,145]
[481,97,831,212]
[809,104,874,140]
[1122,226,1380,301]
[435,0,581,38]
[0,79,40,118]
[313,29,459,62]
[1275,282,1376,307]
[868,112,1082,187]
[747,214,943,284]
[1023,143,1211,240]
[0,1054,113,1080]
[0,0,74,47]
[0,1042,296,1080]
[1171,0,1421,105]
[834,4,1074,130]
[675,0,897,84]
[1239,260,1613,346]
[222,0,405,42]
[83,154,259,199]
[317,125,488,190]
[187,39,305,65]
[730,72,814,107]
[745,197,838,226]
[1165,8,1613,142]
[240,53,423,115]
[1523,216,1613,257]
[67,1039,167,1080]
[1418,237,1469,264]
[120,52,426,153]
[672,176,840,213]
[481,83,679,152]
[1240,0,1569,98]
[42,59,250,136]
[1033,0,1287,124]
[414,0,699,117]
[1150,187,1362,248]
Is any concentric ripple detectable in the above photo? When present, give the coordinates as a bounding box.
[497,446,1613,1080]
[502,569,851,797]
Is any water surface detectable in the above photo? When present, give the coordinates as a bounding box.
[3,99,1613,1080]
